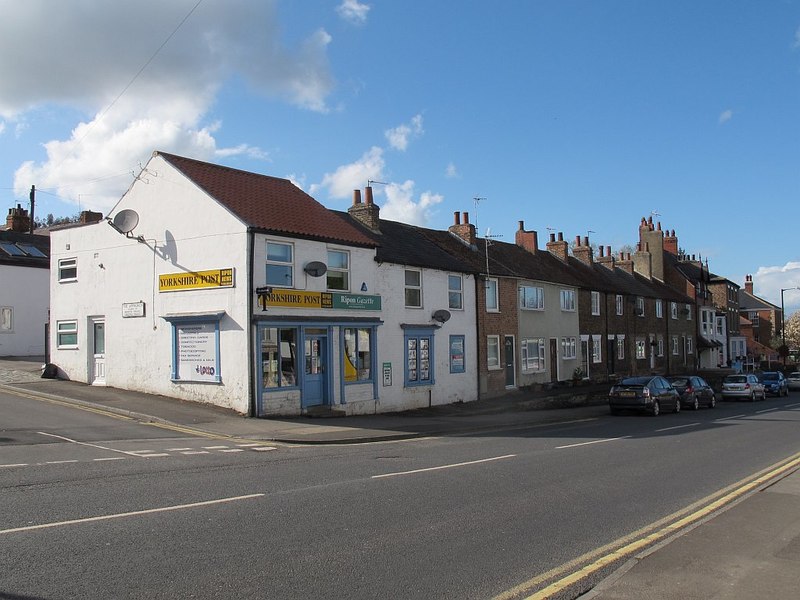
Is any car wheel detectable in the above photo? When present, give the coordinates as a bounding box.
[692,397,699,411]
[751,392,756,402]
[708,394,716,408]
[651,401,660,416]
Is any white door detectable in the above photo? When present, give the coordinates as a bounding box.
[91,319,106,385]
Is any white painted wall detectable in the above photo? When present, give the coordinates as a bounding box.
[50,155,252,413]
[0,264,49,357]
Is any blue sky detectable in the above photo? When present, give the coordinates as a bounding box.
[2,1,799,314]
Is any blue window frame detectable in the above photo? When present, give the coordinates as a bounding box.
[164,312,224,383]
[403,327,435,386]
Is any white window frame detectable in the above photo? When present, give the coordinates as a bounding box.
[58,257,77,282]
[485,278,499,312]
[656,299,663,318]
[560,289,576,312]
[521,338,546,372]
[57,320,78,349]
[591,291,600,316]
[519,285,544,310]
[636,296,645,317]
[404,269,422,308]
[657,336,664,357]
[448,274,463,310]
[672,335,680,355]
[671,302,678,319]
[617,336,625,360]
[685,303,692,320]
[687,336,694,354]
[0,306,12,332]
[266,241,294,288]
[616,295,623,316]
[561,337,577,359]
[326,249,350,291]
[592,336,602,363]
[487,335,501,370]
[635,338,646,360]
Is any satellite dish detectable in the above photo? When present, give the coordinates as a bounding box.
[304,261,328,277]
[111,209,140,234]
[432,309,451,323]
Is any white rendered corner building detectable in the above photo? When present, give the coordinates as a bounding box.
[49,151,478,416]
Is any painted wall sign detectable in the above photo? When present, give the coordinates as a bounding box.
[382,362,392,386]
[159,268,234,292]
[122,301,145,318]
[260,290,381,311]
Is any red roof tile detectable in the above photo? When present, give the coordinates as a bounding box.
[157,152,376,247]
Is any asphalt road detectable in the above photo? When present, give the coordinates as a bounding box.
[2,388,800,599]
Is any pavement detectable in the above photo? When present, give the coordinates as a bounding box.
[2,356,799,599]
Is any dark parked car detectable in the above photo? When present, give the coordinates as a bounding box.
[609,375,681,416]
[667,375,716,410]
[760,371,789,397]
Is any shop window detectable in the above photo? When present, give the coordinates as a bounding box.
[344,327,372,382]
[58,258,77,282]
[404,329,434,386]
[266,241,293,288]
[448,274,463,310]
[327,249,349,291]
[405,269,422,308]
[449,335,466,373]
[57,320,78,348]
[168,317,223,383]
[261,327,298,388]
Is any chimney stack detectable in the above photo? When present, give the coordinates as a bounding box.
[348,186,381,231]
[5,204,31,233]
[744,274,754,295]
[617,251,634,275]
[546,231,569,262]
[572,234,593,266]
[597,245,615,270]
[633,241,652,279]
[79,210,103,224]
[448,211,476,246]
[664,229,678,255]
[515,220,538,254]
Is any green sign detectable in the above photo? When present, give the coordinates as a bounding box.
[330,293,382,311]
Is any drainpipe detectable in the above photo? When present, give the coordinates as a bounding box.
[247,228,256,417]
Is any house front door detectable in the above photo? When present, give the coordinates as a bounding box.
[549,338,559,382]
[90,318,106,386]
[504,336,515,388]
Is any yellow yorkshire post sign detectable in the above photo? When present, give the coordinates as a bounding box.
[159,268,235,292]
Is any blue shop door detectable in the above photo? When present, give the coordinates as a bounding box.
[302,335,328,408]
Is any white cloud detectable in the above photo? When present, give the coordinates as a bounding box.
[719,109,733,124]
[380,180,443,226]
[445,162,459,178]
[385,114,424,151]
[1,0,335,211]
[0,121,4,136]
[753,262,800,315]
[311,146,385,200]
[336,0,370,25]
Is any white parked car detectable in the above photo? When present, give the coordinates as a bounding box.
[788,372,800,391]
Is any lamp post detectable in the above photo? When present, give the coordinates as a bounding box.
[780,287,800,364]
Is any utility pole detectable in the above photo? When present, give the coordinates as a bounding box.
[29,185,35,234]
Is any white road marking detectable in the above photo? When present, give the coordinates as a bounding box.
[236,443,263,447]
[252,446,277,452]
[181,450,209,455]
[202,446,229,450]
[786,402,800,408]
[0,494,266,535]
[37,432,150,458]
[756,408,779,414]
[372,454,516,479]
[141,453,170,458]
[556,437,628,449]
[655,423,700,433]
[715,414,746,422]
[93,457,126,462]
[219,449,244,453]
[165,447,193,451]
[45,460,79,464]
[1,464,29,468]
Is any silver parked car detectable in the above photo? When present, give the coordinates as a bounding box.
[721,373,766,401]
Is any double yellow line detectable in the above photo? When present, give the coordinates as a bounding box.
[495,451,800,600]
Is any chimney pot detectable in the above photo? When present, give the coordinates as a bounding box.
[599,246,605,257]
[518,220,525,231]
[353,189,362,205]
[454,211,460,225]
[575,235,581,246]
[365,186,373,205]
[462,212,469,225]
[557,232,563,242]
[549,233,556,242]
